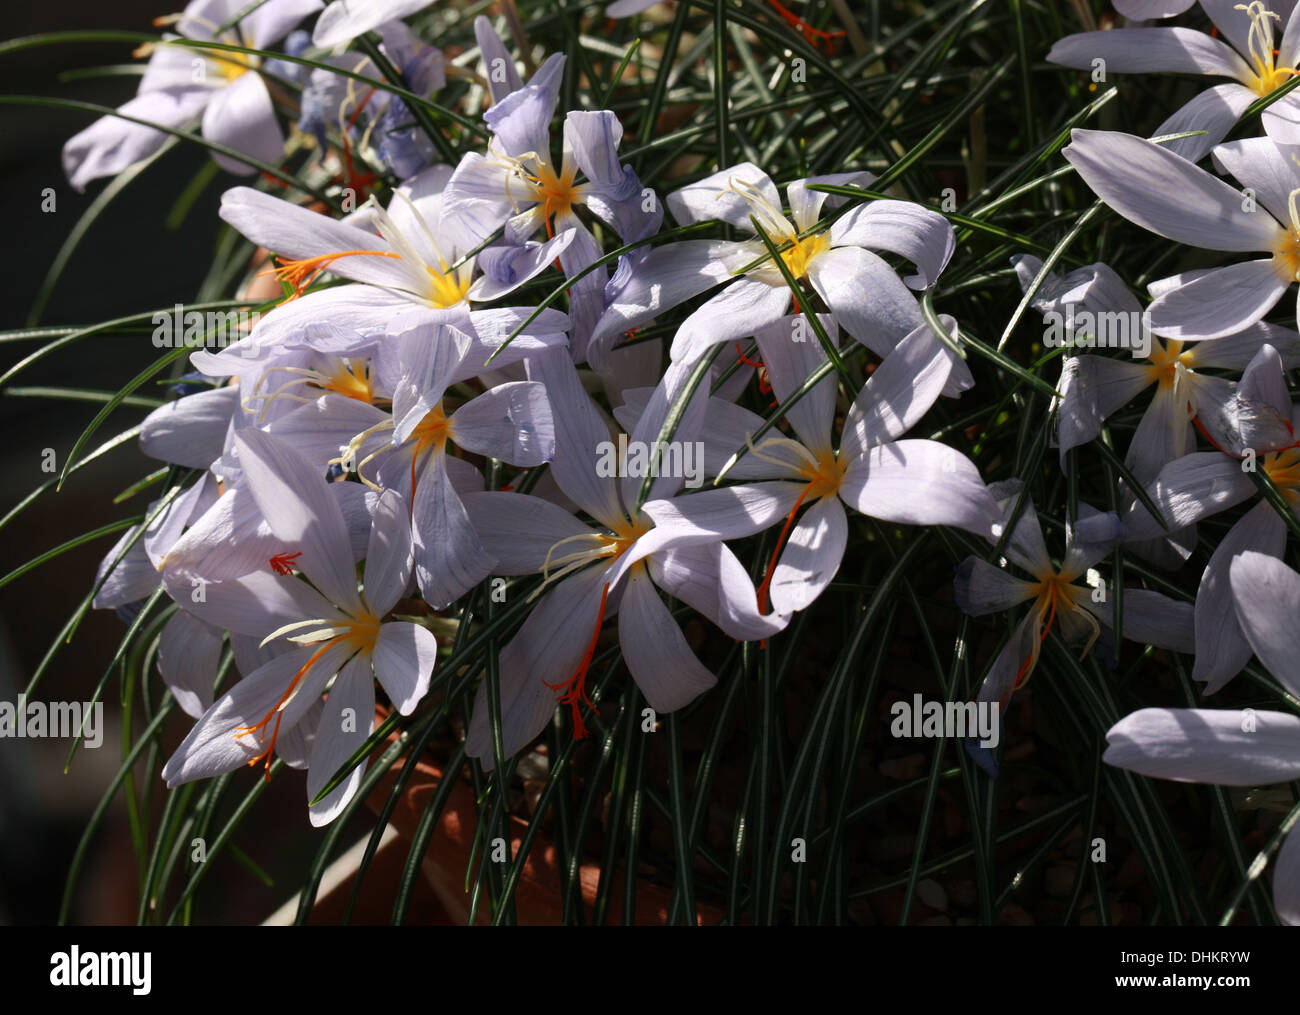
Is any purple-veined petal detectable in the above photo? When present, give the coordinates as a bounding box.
[1230,550,1300,699]
[953,557,1038,615]
[807,245,924,356]
[768,495,847,613]
[410,450,495,609]
[670,279,792,364]
[306,651,374,826]
[63,87,210,192]
[450,381,555,466]
[201,72,283,175]
[1047,27,1251,79]
[840,440,1000,537]
[619,565,718,710]
[1147,260,1289,341]
[462,491,593,574]
[158,609,223,718]
[312,0,433,47]
[371,621,436,715]
[829,199,956,289]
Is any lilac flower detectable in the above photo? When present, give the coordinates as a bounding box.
[264,318,557,608]
[1062,132,1300,339]
[213,164,574,355]
[956,482,1194,718]
[460,349,786,765]
[161,429,436,825]
[1123,344,1300,691]
[1015,254,1300,480]
[63,0,322,190]
[312,0,435,49]
[1049,1,1300,158]
[443,54,662,365]
[640,316,997,616]
[1113,0,1197,16]
[1103,551,1300,924]
[587,162,955,366]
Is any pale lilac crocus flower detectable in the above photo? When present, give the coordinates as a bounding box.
[1123,343,1300,691]
[587,162,954,365]
[640,316,997,616]
[460,349,786,765]
[63,0,323,189]
[1050,1,1300,158]
[1063,132,1300,339]
[312,0,436,49]
[214,163,574,355]
[161,429,436,825]
[1104,550,1300,924]
[956,482,1194,719]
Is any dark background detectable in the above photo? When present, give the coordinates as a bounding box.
[0,1,317,925]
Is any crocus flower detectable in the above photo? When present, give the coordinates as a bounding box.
[1062,132,1300,339]
[956,482,1194,719]
[161,428,436,825]
[1103,551,1300,924]
[640,315,997,616]
[587,162,954,365]
[1049,1,1300,157]
[63,0,323,189]
[214,164,575,355]
[443,53,662,365]
[461,349,786,766]
[1123,344,1299,691]
[1114,0,1197,16]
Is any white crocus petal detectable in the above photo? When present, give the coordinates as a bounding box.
[606,0,659,14]
[276,697,322,769]
[786,171,875,233]
[806,246,924,356]
[1127,452,1257,539]
[1239,341,1292,416]
[1126,383,1191,486]
[245,0,324,49]
[840,319,959,458]
[465,229,576,303]
[620,357,709,506]
[267,395,390,469]
[670,279,792,364]
[1056,355,1154,468]
[1230,550,1300,699]
[411,452,495,610]
[1194,505,1286,692]
[840,440,999,537]
[158,610,223,718]
[1113,0,1195,17]
[362,489,414,618]
[1281,0,1300,68]
[648,541,789,641]
[666,162,784,231]
[371,622,437,715]
[769,496,848,614]
[235,429,366,615]
[527,350,625,529]
[63,87,211,192]
[1047,28,1252,79]
[752,314,838,454]
[697,398,806,481]
[953,557,1038,615]
[463,491,593,574]
[219,188,412,291]
[93,528,158,609]
[987,479,1055,575]
[619,566,718,711]
[450,381,555,466]
[466,564,611,769]
[1151,83,1255,162]
[159,484,284,580]
[312,0,432,47]
[474,15,522,102]
[1080,589,1194,652]
[1202,0,1294,59]
[974,609,1042,709]
[163,568,339,639]
[829,200,955,289]
[1212,137,1300,224]
[306,652,375,827]
[140,386,239,469]
[1062,130,1283,252]
[162,639,351,786]
[1275,826,1300,926]
[1188,321,1300,369]
[641,482,808,542]
[1104,707,1300,785]
[588,240,734,352]
[1147,260,1288,340]
[201,72,283,175]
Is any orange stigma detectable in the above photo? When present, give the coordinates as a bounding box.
[544,582,611,739]
[263,249,400,302]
